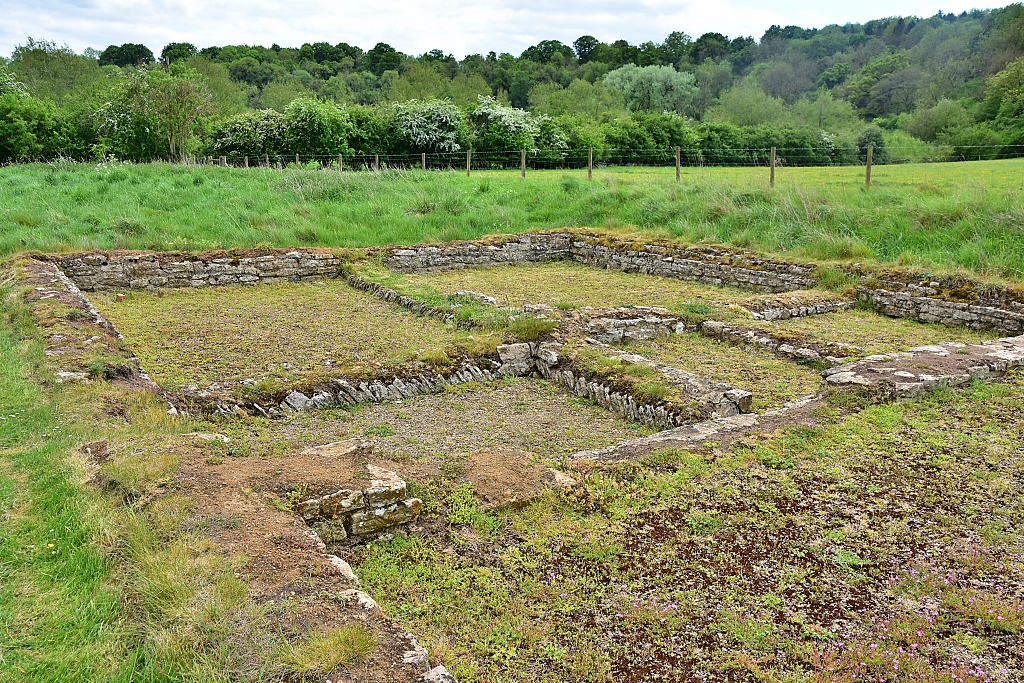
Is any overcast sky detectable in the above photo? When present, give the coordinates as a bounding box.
[0,0,1000,59]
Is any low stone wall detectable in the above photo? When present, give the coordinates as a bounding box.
[385,233,573,271]
[858,288,1024,334]
[382,232,817,294]
[568,238,816,293]
[700,320,850,367]
[347,276,458,325]
[492,340,753,428]
[277,362,501,414]
[56,249,344,291]
[750,300,855,321]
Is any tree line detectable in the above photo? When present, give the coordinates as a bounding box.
[5,5,1024,164]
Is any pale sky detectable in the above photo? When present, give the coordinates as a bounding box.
[0,0,1000,59]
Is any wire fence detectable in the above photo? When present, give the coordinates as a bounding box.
[181,144,1024,173]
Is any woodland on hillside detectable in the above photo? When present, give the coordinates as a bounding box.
[5,6,1024,163]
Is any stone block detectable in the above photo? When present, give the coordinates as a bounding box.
[364,465,407,506]
[300,437,373,459]
[348,498,423,535]
[280,390,309,412]
[497,343,532,362]
[315,518,348,543]
[320,489,365,517]
[295,498,320,521]
[724,389,754,413]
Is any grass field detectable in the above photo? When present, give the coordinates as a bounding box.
[3,157,1024,683]
[94,281,466,391]
[752,308,1004,356]
[362,260,767,314]
[3,159,1024,281]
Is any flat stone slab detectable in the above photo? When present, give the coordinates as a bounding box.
[574,396,820,462]
[823,335,1024,398]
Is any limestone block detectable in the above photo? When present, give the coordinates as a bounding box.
[349,499,423,535]
[724,388,754,413]
[497,343,532,362]
[295,498,320,522]
[300,437,374,459]
[364,465,407,506]
[315,518,348,543]
[280,390,310,412]
[320,489,366,517]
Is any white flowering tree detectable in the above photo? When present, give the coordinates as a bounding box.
[469,95,538,151]
[392,99,465,153]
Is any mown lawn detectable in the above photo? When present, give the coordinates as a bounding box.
[2,159,1024,280]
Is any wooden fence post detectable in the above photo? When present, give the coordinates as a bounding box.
[466,150,471,177]
[769,147,776,189]
[422,152,426,171]
[264,154,269,168]
[244,155,248,168]
[675,146,681,181]
[521,149,526,178]
[374,154,379,172]
[220,155,227,167]
[865,144,873,188]
[588,147,593,180]
[294,153,299,167]
[338,154,343,172]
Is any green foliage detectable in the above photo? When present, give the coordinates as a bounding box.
[706,81,787,127]
[98,43,155,68]
[0,93,61,161]
[210,109,286,157]
[0,66,28,97]
[856,125,890,163]
[902,99,974,142]
[160,42,197,64]
[282,97,352,155]
[603,64,697,114]
[985,56,1024,124]
[846,52,909,115]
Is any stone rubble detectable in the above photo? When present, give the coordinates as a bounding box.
[295,444,423,545]
[583,306,689,344]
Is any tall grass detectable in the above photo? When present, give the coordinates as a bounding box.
[0,286,289,681]
[2,160,1024,280]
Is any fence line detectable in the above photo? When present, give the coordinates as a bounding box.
[173,144,1024,172]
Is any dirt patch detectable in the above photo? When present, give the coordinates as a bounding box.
[458,448,549,510]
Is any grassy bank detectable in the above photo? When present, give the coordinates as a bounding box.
[2,160,1024,280]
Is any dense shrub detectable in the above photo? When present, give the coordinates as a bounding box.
[470,95,538,151]
[392,98,466,153]
[210,109,287,157]
[856,125,889,164]
[282,97,352,156]
[0,93,60,161]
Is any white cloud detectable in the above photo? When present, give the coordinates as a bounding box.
[0,0,1000,59]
